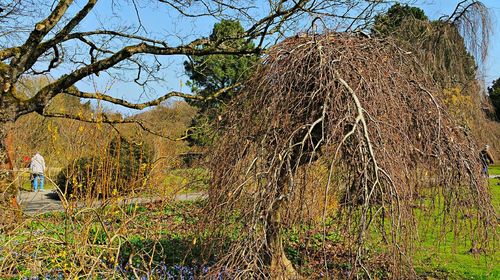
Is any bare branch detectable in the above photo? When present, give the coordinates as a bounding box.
[10,0,73,76]
[62,82,241,110]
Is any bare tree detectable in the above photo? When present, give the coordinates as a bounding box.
[207,32,496,279]
[204,1,495,278]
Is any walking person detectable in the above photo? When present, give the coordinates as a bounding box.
[480,145,494,177]
[30,152,46,191]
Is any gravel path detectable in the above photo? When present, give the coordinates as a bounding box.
[16,190,206,215]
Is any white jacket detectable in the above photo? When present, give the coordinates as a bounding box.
[30,153,46,174]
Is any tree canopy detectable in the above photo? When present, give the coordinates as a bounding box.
[184,19,258,146]
[372,3,428,35]
[372,2,483,87]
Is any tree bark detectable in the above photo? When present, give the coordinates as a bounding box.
[265,168,301,280]
[267,199,301,280]
[0,122,18,225]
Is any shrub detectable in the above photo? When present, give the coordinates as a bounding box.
[56,137,152,199]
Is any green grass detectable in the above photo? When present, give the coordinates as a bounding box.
[489,164,500,176]
[160,168,209,195]
[412,168,500,279]
[415,250,499,279]
[490,176,500,216]
[414,226,499,279]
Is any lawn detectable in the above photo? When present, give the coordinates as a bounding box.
[489,164,500,176]
[412,166,500,279]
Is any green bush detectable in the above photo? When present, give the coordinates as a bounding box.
[56,137,152,199]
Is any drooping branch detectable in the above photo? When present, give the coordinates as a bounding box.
[448,0,477,22]
[448,0,491,64]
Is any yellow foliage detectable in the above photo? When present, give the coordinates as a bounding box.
[287,161,340,223]
[442,87,474,127]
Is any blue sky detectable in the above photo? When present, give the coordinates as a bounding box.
[69,0,500,114]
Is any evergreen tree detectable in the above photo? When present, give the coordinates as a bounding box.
[184,20,258,146]
[488,78,500,120]
[372,3,428,36]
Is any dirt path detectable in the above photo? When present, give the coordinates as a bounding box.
[17,190,206,215]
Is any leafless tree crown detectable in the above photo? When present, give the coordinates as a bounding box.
[206,33,496,278]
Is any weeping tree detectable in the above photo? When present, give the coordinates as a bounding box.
[205,27,495,280]
[373,1,491,88]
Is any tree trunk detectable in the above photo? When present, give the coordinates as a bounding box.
[0,122,12,187]
[0,122,19,225]
[265,167,300,280]
[267,199,301,280]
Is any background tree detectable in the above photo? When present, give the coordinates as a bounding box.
[372,3,428,35]
[372,2,482,86]
[372,0,500,156]
[487,78,500,120]
[184,19,258,147]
